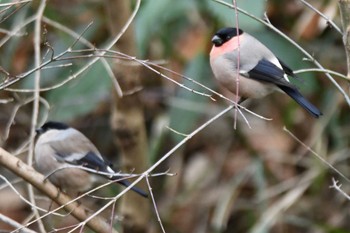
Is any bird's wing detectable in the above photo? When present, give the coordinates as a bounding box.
[73,151,111,172]
[47,129,109,170]
[277,58,300,80]
[247,59,322,117]
[245,59,294,88]
[277,58,293,76]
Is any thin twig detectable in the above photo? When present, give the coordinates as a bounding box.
[330,177,350,200]
[0,97,13,103]
[295,68,349,81]
[0,0,31,7]
[27,1,47,232]
[42,163,146,180]
[0,28,27,36]
[232,0,241,129]
[299,0,342,34]
[146,175,166,233]
[0,14,36,48]
[0,213,36,233]
[0,22,95,90]
[338,0,350,78]
[283,127,350,183]
[41,16,122,96]
[166,126,189,137]
[0,174,56,214]
[34,0,142,99]
[0,0,30,24]
[3,97,33,140]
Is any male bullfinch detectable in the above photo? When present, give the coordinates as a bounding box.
[34,121,148,198]
[210,27,322,118]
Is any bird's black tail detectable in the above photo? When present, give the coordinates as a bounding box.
[278,85,322,118]
[115,178,148,198]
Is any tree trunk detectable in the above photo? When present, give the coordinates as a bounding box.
[105,1,150,232]
[339,0,350,81]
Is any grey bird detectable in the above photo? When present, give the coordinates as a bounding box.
[35,121,147,197]
[210,27,322,118]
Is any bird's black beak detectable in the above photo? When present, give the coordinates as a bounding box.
[211,35,223,47]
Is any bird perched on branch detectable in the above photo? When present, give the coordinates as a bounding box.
[34,121,148,198]
[209,27,322,118]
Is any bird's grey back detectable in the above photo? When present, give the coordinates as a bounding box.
[223,33,282,73]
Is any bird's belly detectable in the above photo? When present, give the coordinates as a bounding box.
[230,75,275,98]
[210,59,275,99]
[35,149,94,193]
[52,168,94,193]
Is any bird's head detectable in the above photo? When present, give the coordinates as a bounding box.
[36,121,70,135]
[212,27,243,47]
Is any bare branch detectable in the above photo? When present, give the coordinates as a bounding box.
[232,0,241,129]
[0,0,31,7]
[146,175,166,233]
[28,1,47,232]
[0,14,36,48]
[0,213,36,233]
[283,127,350,183]
[41,16,122,95]
[330,177,350,200]
[300,0,342,34]
[295,68,349,81]
[0,0,30,24]
[2,96,49,142]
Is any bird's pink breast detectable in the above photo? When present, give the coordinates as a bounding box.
[210,36,241,60]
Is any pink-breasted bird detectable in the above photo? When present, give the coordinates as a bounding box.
[209,27,322,118]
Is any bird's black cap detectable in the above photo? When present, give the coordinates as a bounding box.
[36,121,70,134]
[212,27,243,47]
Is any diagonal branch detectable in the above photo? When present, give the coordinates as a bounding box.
[0,147,119,233]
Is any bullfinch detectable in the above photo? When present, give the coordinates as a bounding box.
[34,121,148,198]
[210,27,322,118]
